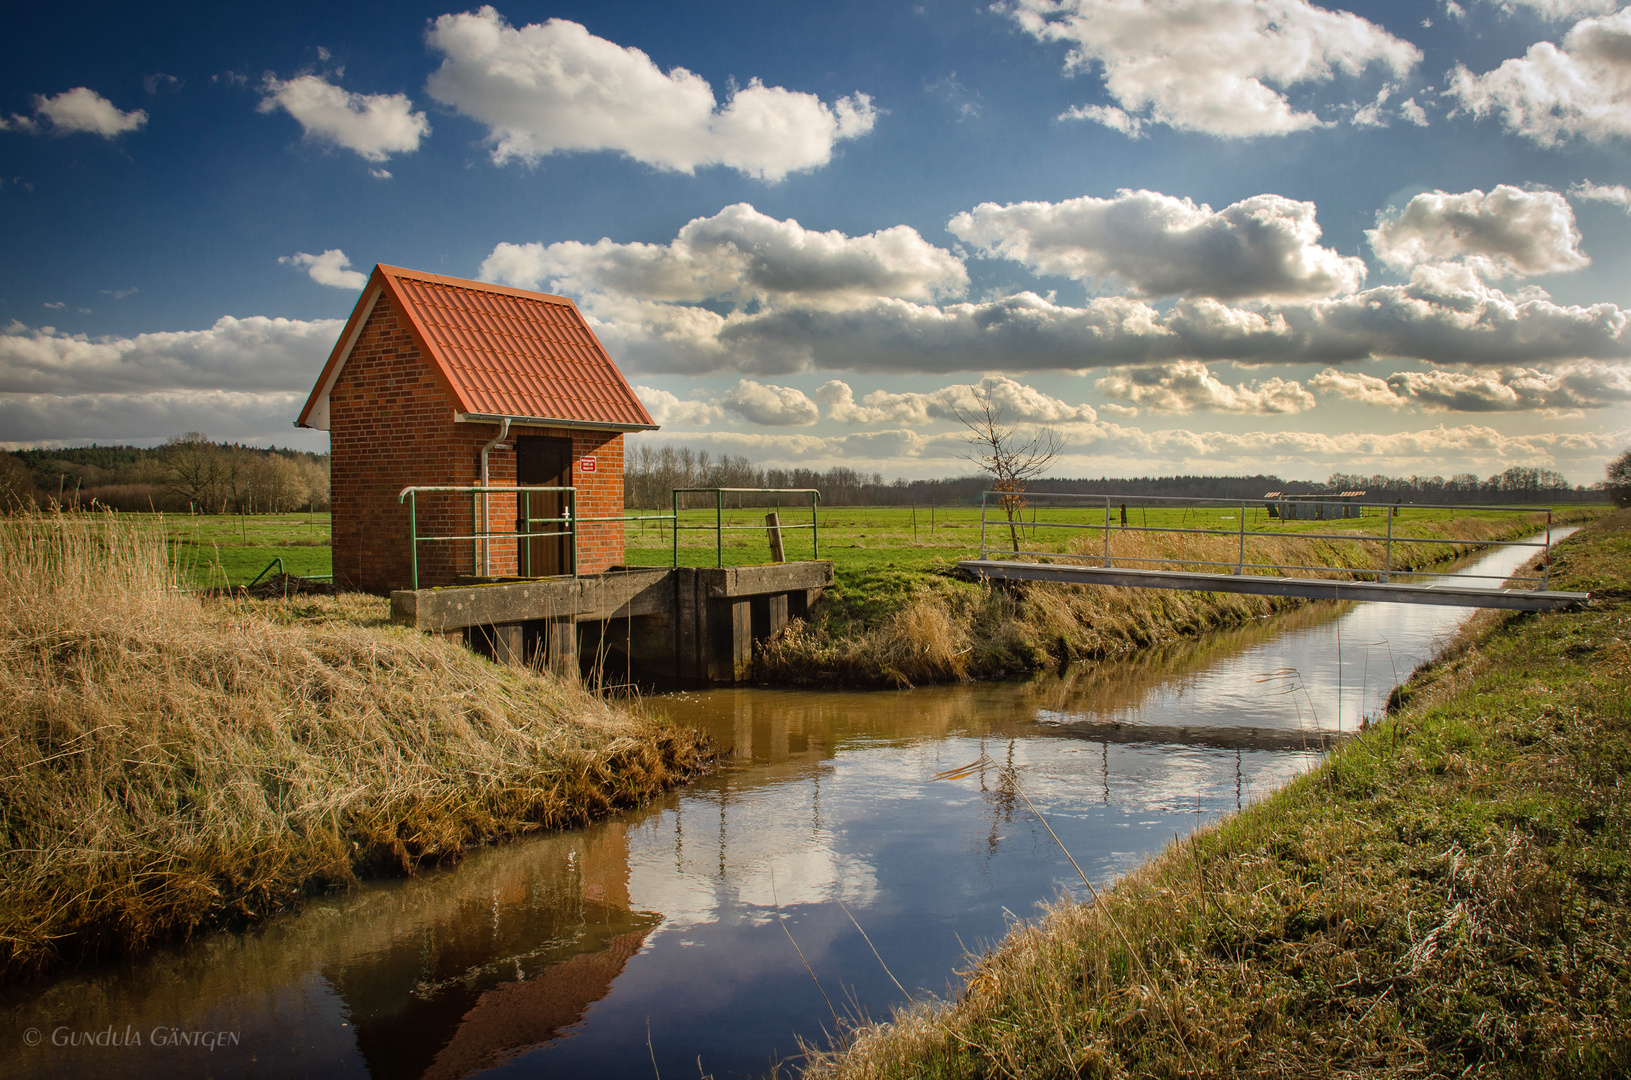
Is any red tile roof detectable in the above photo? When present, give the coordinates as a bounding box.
[296,264,657,432]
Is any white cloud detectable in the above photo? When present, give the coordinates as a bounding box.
[0,87,146,137]
[0,390,318,449]
[720,379,819,425]
[1311,361,1631,411]
[1447,9,1631,144]
[369,168,392,179]
[1366,186,1589,278]
[1398,97,1429,126]
[1095,361,1316,415]
[815,375,1096,424]
[279,249,368,290]
[1481,0,1620,18]
[258,73,429,161]
[1570,179,1631,210]
[1061,103,1145,137]
[481,202,966,310]
[1005,0,1420,138]
[0,316,341,395]
[424,8,876,180]
[631,384,722,427]
[948,189,1365,300]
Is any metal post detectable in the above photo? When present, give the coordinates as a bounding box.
[812,492,821,560]
[978,491,988,558]
[408,490,419,591]
[1544,509,1552,590]
[523,491,531,577]
[570,488,579,579]
[716,489,723,568]
[1383,507,1393,583]
[1237,500,1246,575]
[1103,496,1111,568]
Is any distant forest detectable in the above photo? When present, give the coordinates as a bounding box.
[0,436,329,513]
[624,443,1607,509]
[0,437,1607,515]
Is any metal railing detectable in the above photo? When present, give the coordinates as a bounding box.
[976,491,1557,590]
[671,488,822,568]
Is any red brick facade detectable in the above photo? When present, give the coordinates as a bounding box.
[329,294,628,593]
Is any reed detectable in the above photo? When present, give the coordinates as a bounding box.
[0,511,710,982]
[800,511,1631,1078]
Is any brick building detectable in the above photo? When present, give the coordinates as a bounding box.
[296,265,657,594]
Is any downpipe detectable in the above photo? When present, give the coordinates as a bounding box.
[479,417,512,576]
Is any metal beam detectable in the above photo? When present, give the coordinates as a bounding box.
[957,560,1589,612]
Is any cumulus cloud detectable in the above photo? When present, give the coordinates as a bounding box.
[1481,0,1620,18]
[1571,179,1631,210]
[948,189,1365,300]
[1447,8,1631,144]
[424,8,876,180]
[1366,185,1589,279]
[258,73,429,161]
[0,316,340,395]
[481,202,966,309]
[0,316,339,446]
[720,379,819,425]
[815,375,1096,425]
[1311,361,1631,411]
[1005,0,1420,138]
[279,249,369,289]
[632,384,722,426]
[0,87,147,137]
[1095,361,1316,415]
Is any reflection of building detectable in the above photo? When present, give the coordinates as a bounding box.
[327,824,659,1080]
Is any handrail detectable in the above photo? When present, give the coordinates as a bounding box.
[976,491,1557,591]
[671,488,822,568]
[399,484,582,590]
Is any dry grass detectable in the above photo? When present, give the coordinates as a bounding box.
[800,511,1631,1079]
[0,511,710,982]
[759,512,1578,689]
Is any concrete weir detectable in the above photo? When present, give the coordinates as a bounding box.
[390,561,833,684]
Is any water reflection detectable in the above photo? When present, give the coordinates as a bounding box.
[0,536,1561,1079]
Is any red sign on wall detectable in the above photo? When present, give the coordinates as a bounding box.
[578,456,597,472]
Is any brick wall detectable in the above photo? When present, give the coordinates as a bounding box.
[328,294,629,593]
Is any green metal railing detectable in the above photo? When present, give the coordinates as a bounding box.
[670,488,821,568]
[400,484,824,587]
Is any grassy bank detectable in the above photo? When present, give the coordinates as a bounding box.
[757,508,1600,688]
[803,510,1631,1078]
[0,512,710,984]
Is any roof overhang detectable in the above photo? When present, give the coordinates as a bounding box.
[455,411,660,434]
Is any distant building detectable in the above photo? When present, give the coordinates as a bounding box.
[1263,490,1368,521]
[296,265,657,593]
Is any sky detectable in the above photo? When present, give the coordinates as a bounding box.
[3,0,1630,484]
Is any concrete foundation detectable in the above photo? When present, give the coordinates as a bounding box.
[390,561,833,685]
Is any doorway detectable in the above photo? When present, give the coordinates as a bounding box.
[515,435,574,576]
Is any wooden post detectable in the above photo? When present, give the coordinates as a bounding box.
[765,511,786,563]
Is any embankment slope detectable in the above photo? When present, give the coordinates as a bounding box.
[805,509,1630,1078]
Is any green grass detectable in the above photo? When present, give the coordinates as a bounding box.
[802,510,1631,1079]
[160,511,332,587]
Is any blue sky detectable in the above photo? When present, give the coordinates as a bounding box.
[3,0,1629,483]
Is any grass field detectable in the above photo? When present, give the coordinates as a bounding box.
[161,511,332,587]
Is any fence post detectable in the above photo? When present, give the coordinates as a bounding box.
[569,488,579,580]
[1237,500,1246,575]
[1383,507,1393,584]
[523,490,531,577]
[1103,497,1112,568]
[812,492,821,560]
[1544,509,1552,590]
[408,490,419,591]
[765,511,786,563]
[716,489,723,569]
[672,489,680,568]
[979,491,988,558]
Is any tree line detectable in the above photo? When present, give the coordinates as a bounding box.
[1,435,330,514]
[625,443,1610,509]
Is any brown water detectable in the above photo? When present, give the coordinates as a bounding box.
[0,535,1566,1079]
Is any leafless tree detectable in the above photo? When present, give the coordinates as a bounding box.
[953,387,1063,553]
[1608,446,1631,508]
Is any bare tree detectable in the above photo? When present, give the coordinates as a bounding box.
[954,387,1063,553]
[1608,446,1631,508]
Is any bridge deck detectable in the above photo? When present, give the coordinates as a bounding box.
[956,560,1589,612]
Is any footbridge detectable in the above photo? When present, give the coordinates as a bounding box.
[956,493,1589,613]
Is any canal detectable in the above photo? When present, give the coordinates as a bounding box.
[0,534,1566,1079]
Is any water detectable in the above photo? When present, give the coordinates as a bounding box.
[0,533,1566,1079]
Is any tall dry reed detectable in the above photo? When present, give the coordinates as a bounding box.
[0,512,709,982]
